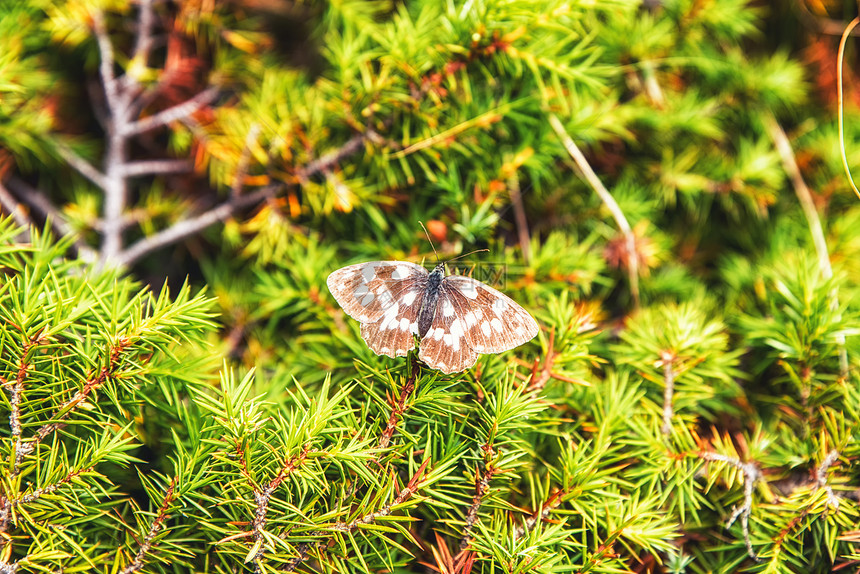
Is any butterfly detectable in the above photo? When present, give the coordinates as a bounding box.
[327,261,539,373]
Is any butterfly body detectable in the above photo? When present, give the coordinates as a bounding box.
[327,260,539,373]
[416,263,444,337]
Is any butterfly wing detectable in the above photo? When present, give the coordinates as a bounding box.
[327,261,428,358]
[417,285,479,374]
[442,275,539,354]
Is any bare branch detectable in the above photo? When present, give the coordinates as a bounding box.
[549,113,640,308]
[115,185,276,267]
[5,177,98,262]
[815,449,841,509]
[122,88,219,137]
[296,131,369,181]
[765,115,848,378]
[232,123,262,198]
[130,0,156,73]
[0,181,33,238]
[90,9,120,118]
[507,174,530,264]
[121,159,192,178]
[55,143,107,190]
[701,451,762,562]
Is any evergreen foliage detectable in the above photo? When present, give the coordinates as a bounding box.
[1,0,860,573]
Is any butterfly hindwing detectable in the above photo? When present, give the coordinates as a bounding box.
[443,275,539,354]
[417,286,479,374]
[327,261,427,358]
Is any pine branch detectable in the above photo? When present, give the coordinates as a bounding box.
[18,337,132,459]
[2,330,48,477]
[815,449,841,509]
[232,438,312,572]
[700,451,762,562]
[119,477,178,574]
[660,351,676,436]
[378,358,418,450]
[286,459,430,572]
[14,466,93,507]
[55,142,107,190]
[332,458,429,532]
[459,457,498,550]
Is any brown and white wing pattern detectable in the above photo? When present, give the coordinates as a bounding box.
[417,288,479,374]
[442,275,539,355]
[327,262,428,358]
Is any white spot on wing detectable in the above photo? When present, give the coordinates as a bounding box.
[392,265,411,280]
[399,317,410,331]
[355,284,369,297]
[481,322,491,336]
[450,319,463,337]
[491,318,503,333]
[492,297,508,314]
[402,291,417,306]
[442,300,455,317]
[362,264,377,282]
[459,282,478,299]
[464,311,477,327]
[361,292,374,305]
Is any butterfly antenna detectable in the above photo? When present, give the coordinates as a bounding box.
[446,248,490,264]
[419,221,441,263]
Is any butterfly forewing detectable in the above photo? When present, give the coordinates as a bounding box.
[443,275,539,354]
[327,262,428,358]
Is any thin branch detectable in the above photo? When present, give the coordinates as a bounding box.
[296,131,369,181]
[55,143,107,190]
[18,338,130,459]
[815,449,841,509]
[792,0,860,37]
[507,174,531,264]
[15,466,92,506]
[119,478,178,574]
[122,87,219,137]
[549,114,640,308]
[459,458,497,550]
[379,359,417,450]
[701,451,762,562]
[120,159,192,178]
[232,123,262,198]
[236,441,310,573]
[0,182,33,238]
[332,458,429,532]
[130,0,156,74]
[286,460,430,572]
[765,115,848,378]
[5,177,98,262]
[660,351,676,436]
[114,185,276,267]
[90,9,120,118]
